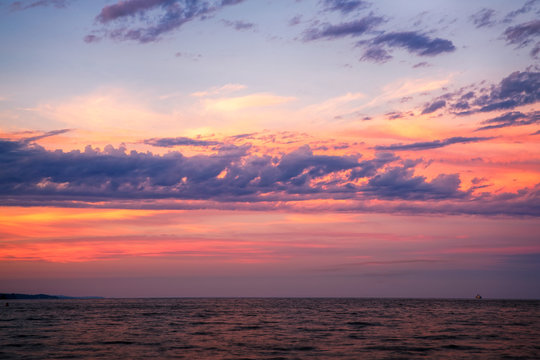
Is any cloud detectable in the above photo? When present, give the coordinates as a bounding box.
[0,140,364,203]
[365,32,456,61]
[360,46,391,63]
[22,129,72,142]
[222,20,255,31]
[430,70,540,115]
[361,165,466,201]
[2,138,538,216]
[9,0,69,11]
[303,16,385,41]
[503,19,540,57]
[374,136,493,151]
[421,100,446,114]
[412,61,430,68]
[503,0,539,23]
[470,8,496,28]
[475,70,540,112]
[476,111,540,131]
[322,0,369,14]
[143,137,222,147]
[87,0,246,43]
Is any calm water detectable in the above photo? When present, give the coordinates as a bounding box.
[1,298,539,359]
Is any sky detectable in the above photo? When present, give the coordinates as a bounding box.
[0,0,539,299]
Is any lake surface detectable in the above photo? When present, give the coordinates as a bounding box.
[1,298,539,359]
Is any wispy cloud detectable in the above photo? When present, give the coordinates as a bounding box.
[374,136,493,151]
[503,19,540,58]
[322,0,370,14]
[143,136,222,147]
[86,0,246,43]
[426,70,540,115]
[470,8,497,28]
[476,111,540,131]
[9,0,70,11]
[361,32,456,63]
[303,16,385,41]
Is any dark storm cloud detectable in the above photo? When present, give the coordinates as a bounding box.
[476,111,540,131]
[303,16,385,41]
[87,0,246,43]
[144,136,222,147]
[374,136,493,151]
[322,0,369,14]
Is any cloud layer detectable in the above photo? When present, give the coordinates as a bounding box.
[1,137,538,216]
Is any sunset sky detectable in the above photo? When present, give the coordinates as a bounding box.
[1,0,539,298]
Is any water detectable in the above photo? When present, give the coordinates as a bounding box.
[1,298,538,359]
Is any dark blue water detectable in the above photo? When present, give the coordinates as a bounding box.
[1,298,538,359]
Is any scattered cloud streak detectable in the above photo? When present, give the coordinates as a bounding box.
[503,19,540,58]
[143,137,222,147]
[476,111,540,131]
[86,0,246,43]
[426,70,540,115]
[303,16,385,41]
[374,136,493,151]
[223,20,256,31]
[366,31,456,59]
[421,99,446,114]
[470,8,496,28]
[9,0,69,11]
[322,0,369,14]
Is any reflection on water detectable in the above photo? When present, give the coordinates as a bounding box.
[1,298,539,359]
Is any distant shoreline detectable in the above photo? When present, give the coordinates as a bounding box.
[0,293,104,300]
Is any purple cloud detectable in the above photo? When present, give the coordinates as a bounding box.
[476,111,540,131]
[144,137,222,147]
[470,8,496,28]
[421,100,446,114]
[87,0,246,43]
[2,138,538,216]
[428,70,540,115]
[503,19,540,57]
[371,32,456,57]
[303,16,385,41]
[360,46,391,63]
[9,0,69,11]
[361,165,466,201]
[322,0,369,14]
[374,136,493,151]
[503,0,539,23]
[222,20,255,31]
[504,19,540,45]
